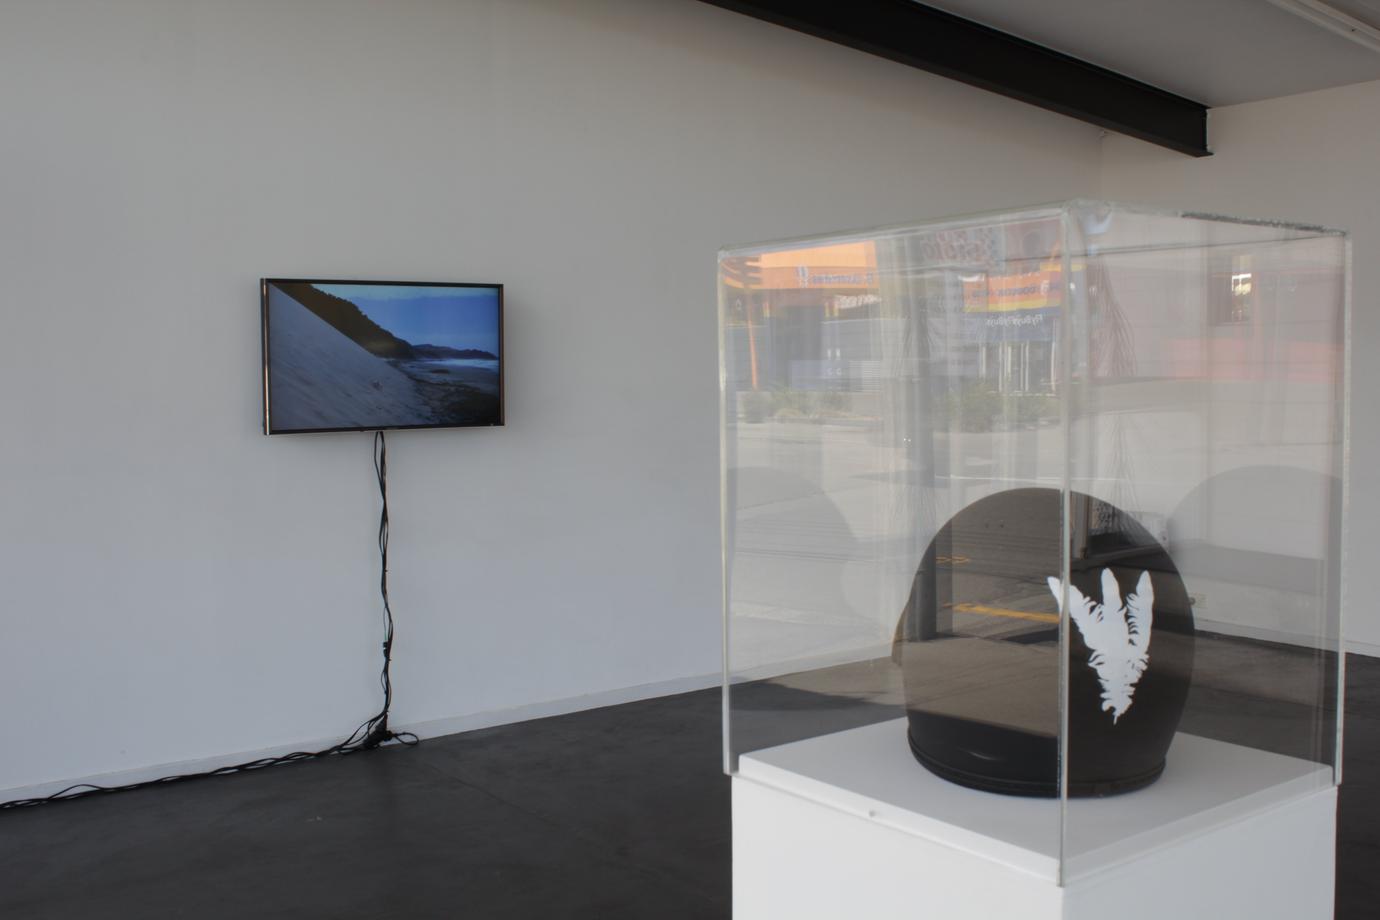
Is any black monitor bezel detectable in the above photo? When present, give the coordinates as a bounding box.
[261,277,505,435]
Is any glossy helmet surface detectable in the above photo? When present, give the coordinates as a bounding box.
[895,488,1195,797]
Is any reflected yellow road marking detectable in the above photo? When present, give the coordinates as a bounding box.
[950,603,1059,624]
[935,554,970,565]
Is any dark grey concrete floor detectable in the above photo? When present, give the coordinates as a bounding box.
[1,655,1376,919]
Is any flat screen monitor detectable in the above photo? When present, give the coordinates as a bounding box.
[261,278,503,434]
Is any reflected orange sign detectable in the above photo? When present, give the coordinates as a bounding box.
[723,241,879,291]
[963,264,1063,313]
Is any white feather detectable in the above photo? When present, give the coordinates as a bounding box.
[1047,569,1154,723]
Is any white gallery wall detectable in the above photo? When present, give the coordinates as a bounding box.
[0,0,1104,794]
[1099,78,1380,653]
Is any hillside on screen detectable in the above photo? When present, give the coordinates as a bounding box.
[264,280,501,433]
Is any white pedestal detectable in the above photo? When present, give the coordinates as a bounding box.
[733,719,1336,919]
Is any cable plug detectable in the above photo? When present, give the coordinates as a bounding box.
[360,723,395,750]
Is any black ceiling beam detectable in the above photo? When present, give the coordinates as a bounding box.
[697,0,1210,157]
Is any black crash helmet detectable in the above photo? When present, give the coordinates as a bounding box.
[894,487,1194,797]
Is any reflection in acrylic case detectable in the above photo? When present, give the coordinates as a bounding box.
[719,201,1347,886]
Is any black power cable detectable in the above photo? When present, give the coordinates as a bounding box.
[0,430,417,811]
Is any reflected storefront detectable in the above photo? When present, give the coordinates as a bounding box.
[721,217,1066,430]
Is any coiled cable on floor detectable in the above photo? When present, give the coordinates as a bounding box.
[0,431,418,811]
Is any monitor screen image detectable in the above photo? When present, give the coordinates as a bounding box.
[261,279,503,434]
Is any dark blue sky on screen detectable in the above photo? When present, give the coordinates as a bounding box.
[316,284,500,354]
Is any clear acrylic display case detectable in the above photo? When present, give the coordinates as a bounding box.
[719,201,1348,884]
